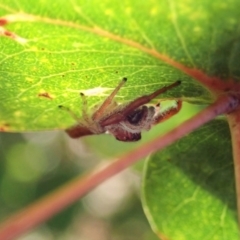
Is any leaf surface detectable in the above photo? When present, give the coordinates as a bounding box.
[143,120,238,239]
[1,0,232,131]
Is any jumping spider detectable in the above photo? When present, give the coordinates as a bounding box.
[59,78,182,142]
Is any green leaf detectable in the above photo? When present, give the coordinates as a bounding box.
[0,0,225,131]
[142,120,238,239]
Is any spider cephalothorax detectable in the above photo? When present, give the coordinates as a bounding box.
[59,78,182,142]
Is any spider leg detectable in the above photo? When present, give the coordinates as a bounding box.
[153,100,182,125]
[58,105,79,122]
[92,77,127,120]
[79,92,90,122]
[101,80,181,127]
[66,124,94,138]
[58,94,89,123]
[155,103,160,112]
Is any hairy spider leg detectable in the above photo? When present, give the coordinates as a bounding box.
[58,93,89,123]
[60,94,98,138]
[153,100,182,124]
[92,77,127,121]
[79,92,90,122]
[58,105,79,122]
[101,80,181,127]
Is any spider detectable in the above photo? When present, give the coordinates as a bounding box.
[59,78,182,142]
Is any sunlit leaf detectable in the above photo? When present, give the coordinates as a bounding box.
[0,0,219,131]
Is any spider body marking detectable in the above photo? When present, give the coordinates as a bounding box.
[59,78,182,142]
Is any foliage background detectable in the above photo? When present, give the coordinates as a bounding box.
[0,131,159,240]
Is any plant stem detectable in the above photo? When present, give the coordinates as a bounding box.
[227,111,240,228]
[0,95,238,240]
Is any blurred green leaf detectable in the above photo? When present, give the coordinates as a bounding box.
[142,120,238,239]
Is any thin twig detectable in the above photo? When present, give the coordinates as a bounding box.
[0,94,238,240]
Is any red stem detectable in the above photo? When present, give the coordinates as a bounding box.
[227,111,240,227]
[0,95,237,240]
